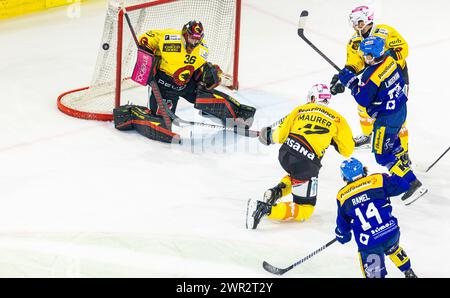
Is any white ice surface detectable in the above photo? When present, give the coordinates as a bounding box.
[0,0,449,277]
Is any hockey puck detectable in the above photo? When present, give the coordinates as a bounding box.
[102,43,110,50]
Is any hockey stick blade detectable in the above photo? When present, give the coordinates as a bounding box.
[262,238,337,276]
[297,10,309,35]
[297,10,341,72]
[262,261,291,275]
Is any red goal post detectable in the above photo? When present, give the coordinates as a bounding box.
[58,0,242,121]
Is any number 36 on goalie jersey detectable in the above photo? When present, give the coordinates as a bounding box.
[271,103,354,159]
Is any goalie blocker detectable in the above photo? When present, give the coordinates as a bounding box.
[113,105,180,144]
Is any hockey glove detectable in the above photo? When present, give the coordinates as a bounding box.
[386,48,400,61]
[199,62,223,90]
[258,126,273,146]
[335,227,352,244]
[330,74,345,95]
[338,68,359,90]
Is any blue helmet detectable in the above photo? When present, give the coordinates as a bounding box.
[360,36,385,59]
[340,158,365,182]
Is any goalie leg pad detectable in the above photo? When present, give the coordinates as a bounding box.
[131,106,179,144]
[113,105,134,131]
[114,105,180,144]
[194,89,256,126]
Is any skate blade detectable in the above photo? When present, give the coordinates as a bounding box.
[404,187,428,206]
[246,199,258,229]
[354,144,372,150]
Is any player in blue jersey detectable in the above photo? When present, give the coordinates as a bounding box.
[335,157,417,278]
[338,36,427,205]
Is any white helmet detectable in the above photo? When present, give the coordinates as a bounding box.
[349,6,374,32]
[307,84,331,106]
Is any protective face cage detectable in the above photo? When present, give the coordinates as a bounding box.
[182,21,204,48]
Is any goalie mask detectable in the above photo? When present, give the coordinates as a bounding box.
[182,20,204,48]
[349,6,374,34]
[307,84,331,106]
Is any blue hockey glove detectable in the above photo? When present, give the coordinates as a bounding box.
[335,227,352,244]
[338,68,359,90]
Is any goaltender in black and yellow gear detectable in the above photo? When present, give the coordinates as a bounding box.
[246,84,354,229]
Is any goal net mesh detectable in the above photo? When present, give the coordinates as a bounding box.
[58,0,239,120]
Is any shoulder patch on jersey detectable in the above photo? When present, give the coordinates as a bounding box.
[374,28,389,36]
[164,34,181,41]
[163,43,181,52]
[199,48,208,60]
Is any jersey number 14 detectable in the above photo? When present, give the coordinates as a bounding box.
[355,202,383,231]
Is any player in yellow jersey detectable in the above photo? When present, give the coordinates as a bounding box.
[138,20,255,125]
[246,84,354,229]
[329,6,410,152]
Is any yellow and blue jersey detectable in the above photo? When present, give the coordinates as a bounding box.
[336,173,409,249]
[346,24,408,74]
[351,56,408,118]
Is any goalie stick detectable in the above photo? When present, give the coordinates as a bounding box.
[262,238,337,275]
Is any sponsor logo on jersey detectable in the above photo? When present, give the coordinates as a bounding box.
[339,179,373,201]
[163,43,181,52]
[285,137,315,160]
[371,219,397,239]
[388,38,403,47]
[199,48,208,59]
[377,59,396,80]
[297,106,336,120]
[164,34,181,41]
[374,28,388,36]
[173,65,195,86]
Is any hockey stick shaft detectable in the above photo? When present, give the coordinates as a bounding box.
[426,146,450,172]
[122,7,176,130]
[263,238,337,275]
[123,8,139,47]
[297,10,341,72]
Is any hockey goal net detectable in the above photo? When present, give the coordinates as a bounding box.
[58,0,241,121]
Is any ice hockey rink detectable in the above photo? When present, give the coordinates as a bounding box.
[1,0,449,277]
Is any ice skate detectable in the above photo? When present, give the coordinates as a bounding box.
[354,133,372,149]
[246,199,272,229]
[401,179,428,206]
[263,182,285,205]
[404,268,417,278]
